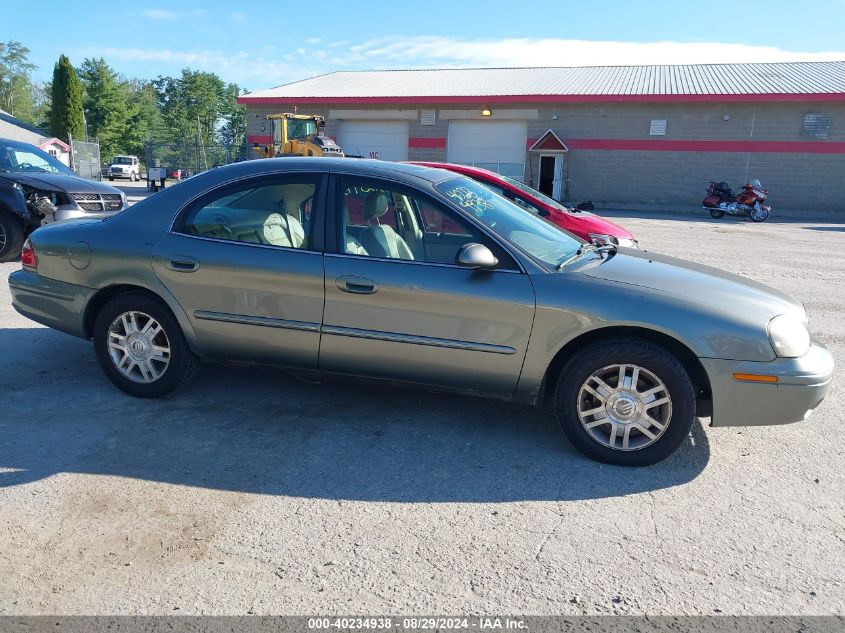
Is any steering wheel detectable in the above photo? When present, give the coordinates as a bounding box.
[18,162,34,170]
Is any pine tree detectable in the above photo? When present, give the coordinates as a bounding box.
[50,54,84,142]
[79,58,129,160]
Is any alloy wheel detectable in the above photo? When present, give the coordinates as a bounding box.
[577,363,672,451]
[107,311,171,383]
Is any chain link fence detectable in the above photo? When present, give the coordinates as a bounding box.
[69,136,102,181]
[144,140,249,180]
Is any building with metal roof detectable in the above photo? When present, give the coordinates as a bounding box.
[239,61,845,217]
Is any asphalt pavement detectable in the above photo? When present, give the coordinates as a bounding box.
[0,210,842,615]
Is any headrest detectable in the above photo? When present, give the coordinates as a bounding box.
[364,192,389,220]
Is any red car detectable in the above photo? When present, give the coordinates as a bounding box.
[411,162,638,248]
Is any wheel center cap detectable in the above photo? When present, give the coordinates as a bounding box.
[608,394,638,421]
[127,334,150,360]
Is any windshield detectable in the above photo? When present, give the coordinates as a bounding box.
[287,118,318,141]
[113,156,133,164]
[498,173,572,212]
[435,176,582,268]
[0,141,75,175]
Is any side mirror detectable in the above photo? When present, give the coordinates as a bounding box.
[456,243,498,269]
[537,209,550,217]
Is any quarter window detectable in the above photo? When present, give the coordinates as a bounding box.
[182,178,319,250]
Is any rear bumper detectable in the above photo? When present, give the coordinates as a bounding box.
[701,342,834,427]
[8,269,95,339]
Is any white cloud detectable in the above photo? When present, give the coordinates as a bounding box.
[345,36,845,68]
[85,37,845,92]
[141,8,179,20]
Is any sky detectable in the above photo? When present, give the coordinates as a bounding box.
[5,0,845,92]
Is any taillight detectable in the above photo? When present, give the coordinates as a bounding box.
[20,239,37,269]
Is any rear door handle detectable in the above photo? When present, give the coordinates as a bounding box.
[336,275,378,295]
[164,256,199,272]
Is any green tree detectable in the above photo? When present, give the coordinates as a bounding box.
[79,58,130,160]
[50,54,84,142]
[0,40,37,118]
[123,78,164,160]
[219,83,246,151]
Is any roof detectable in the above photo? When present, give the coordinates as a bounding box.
[239,61,845,104]
[0,110,49,145]
[38,137,71,152]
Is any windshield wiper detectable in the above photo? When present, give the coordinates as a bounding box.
[556,243,617,270]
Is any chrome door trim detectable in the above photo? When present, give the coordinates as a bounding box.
[194,310,321,332]
[167,232,323,255]
[324,252,522,273]
[321,324,516,355]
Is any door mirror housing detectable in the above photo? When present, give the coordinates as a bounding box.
[456,243,498,269]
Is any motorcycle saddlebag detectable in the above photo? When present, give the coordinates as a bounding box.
[703,195,721,208]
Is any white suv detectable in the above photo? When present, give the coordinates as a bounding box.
[108,155,140,181]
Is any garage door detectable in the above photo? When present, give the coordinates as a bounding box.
[447,120,528,181]
[337,120,409,161]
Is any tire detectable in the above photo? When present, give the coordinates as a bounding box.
[709,209,725,219]
[554,337,696,466]
[750,208,769,223]
[93,292,201,398]
[130,172,137,182]
[0,212,25,263]
[108,176,114,181]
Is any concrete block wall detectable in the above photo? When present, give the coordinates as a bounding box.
[245,100,845,218]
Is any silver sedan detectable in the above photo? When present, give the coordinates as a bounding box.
[7,159,834,466]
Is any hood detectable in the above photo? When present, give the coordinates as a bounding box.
[556,209,635,240]
[581,248,804,321]
[1,171,122,195]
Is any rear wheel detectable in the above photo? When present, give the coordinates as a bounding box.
[554,338,696,466]
[0,212,25,262]
[709,209,725,219]
[93,292,200,398]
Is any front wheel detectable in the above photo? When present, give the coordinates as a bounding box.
[0,213,25,262]
[750,207,770,222]
[93,292,201,398]
[554,338,696,466]
[709,209,725,219]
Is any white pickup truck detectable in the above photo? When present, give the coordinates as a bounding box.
[108,155,140,181]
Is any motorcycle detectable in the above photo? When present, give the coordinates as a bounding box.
[703,179,771,222]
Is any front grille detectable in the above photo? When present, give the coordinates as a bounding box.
[70,192,123,213]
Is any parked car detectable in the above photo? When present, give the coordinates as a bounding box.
[108,155,141,181]
[0,138,127,262]
[411,162,638,247]
[8,159,833,466]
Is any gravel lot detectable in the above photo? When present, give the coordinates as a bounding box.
[0,211,842,615]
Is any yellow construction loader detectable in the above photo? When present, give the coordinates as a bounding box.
[253,113,345,158]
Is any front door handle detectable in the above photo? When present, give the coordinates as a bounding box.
[336,275,378,295]
[164,256,199,272]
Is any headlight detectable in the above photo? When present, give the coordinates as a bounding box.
[588,233,618,246]
[617,238,640,249]
[768,314,810,358]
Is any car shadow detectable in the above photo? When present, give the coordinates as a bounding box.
[0,327,710,502]
[803,226,845,233]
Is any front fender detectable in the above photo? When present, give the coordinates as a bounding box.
[515,273,775,403]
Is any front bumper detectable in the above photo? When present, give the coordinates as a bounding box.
[54,204,125,222]
[701,341,834,427]
[8,269,95,339]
